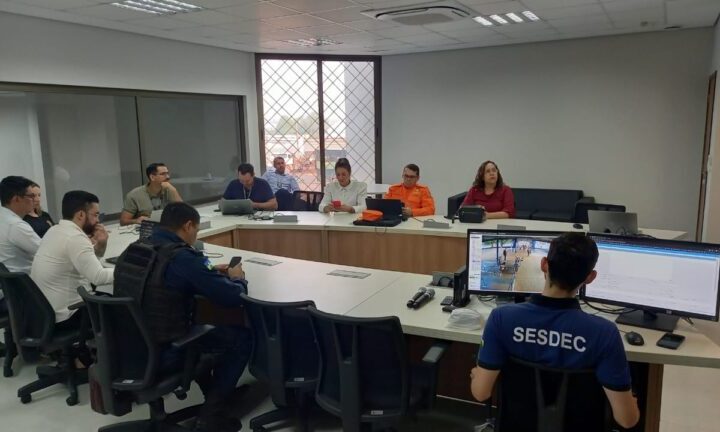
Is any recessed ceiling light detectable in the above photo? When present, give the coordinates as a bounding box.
[505,13,524,23]
[472,16,494,26]
[522,11,540,22]
[111,0,202,15]
[285,37,342,47]
[489,14,509,25]
[474,11,541,26]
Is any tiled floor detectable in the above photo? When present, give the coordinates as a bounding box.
[1,356,719,431]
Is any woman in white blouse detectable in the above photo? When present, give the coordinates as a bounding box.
[319,158,367,214]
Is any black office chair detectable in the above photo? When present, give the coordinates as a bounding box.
[241,294,318,432]
[0,262,18,377]
[0,270,90,405]
[293,191,324,211]
[495,357,612,432]
[308,306,447,432]
[573,202,626,224]
[446,191,467,219]
[78,287,213,432]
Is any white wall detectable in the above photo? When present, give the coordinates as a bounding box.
[0,11,260,167]
[382,29,713,237]
[703,24,720,243]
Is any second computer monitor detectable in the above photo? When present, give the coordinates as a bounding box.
[582,234,720,331]
[467,230,563,296]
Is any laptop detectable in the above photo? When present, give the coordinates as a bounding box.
[106,220,158,265]
[353,198,405,227]
[149,209,163,222]
[588,210,639,235]
[219,198,254,215]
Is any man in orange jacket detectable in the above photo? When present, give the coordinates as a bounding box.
[385,164,435,217]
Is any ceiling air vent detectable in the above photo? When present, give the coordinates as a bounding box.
[361,1,472,26]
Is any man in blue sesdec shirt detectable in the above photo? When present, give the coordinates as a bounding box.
[470,232,640,429]
[222,163,277,211]
[149,202,251,432]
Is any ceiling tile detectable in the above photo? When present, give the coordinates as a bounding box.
[521,0,598,9]
[69,4,154,20]
[12,0,100,9]
[271,0,357,13]
[421,17,488,32]
[372,25,432,38]
[174,9,240,25]
[127,16,201,29]
[188,0,258,8]
[492,21,553,33]
[217,19,278,34]
[666,0,720,27]
[547,13,613,29]
[601,0,663,13]
[219,2,297,19]
[296,22,359,36]
[343,18,398,31]
[257,28,308,41]
[472,1,528,15]
[311,6,367,23]
[607,6,665,25]
[435,26,501,38]
[532,3,605,20]
[264,13,331,29]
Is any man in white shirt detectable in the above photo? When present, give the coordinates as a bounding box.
[262,156,300,211]
[32,190,113,329]
[0,176,42,312]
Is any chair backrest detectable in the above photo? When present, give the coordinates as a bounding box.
[78,287,157,398]
[293,190,324,211]
[308,306,409,432]
[241,294,318,406]
[514,188,584,214]
[574,202,626,224]
[497,357,611,432]
[0,271,56,348]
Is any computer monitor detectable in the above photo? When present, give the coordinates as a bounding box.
[466,229,564,299]
[581,234,720,332]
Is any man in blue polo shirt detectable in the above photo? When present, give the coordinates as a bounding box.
[470,233,640,429]
[262,156,300,211]
[222,163,277,211]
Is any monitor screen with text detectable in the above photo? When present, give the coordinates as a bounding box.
[583,235,720,320]
[467,230,562,295]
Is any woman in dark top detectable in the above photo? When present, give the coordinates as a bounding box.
[462,160,516,219]
[23,183,54,237]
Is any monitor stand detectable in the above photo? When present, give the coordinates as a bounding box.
[494,293,529,306]
[615,310,679,332]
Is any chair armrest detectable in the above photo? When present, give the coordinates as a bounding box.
[171,324,215,349]
[68,301,86,311]
[422,340,450,365]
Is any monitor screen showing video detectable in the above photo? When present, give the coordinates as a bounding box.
[467,230,562,295]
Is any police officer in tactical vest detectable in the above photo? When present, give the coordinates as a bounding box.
[114,202,250,432]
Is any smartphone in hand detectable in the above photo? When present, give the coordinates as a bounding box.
[229,256,242,268]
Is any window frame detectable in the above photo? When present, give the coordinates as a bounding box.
[254,53,382,191]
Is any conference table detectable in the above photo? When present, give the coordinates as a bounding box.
[102,209,708,432]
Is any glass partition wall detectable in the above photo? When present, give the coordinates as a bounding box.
[0,85,246,219]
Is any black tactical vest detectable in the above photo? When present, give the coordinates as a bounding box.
[113,240,191,344]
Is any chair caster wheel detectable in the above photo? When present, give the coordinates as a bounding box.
[66,395,78,406]
[20,394,31,404]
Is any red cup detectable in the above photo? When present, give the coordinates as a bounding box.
[331,200,341,208]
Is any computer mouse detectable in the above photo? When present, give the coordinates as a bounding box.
[572,223,583,229]
[625,331,644,346]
